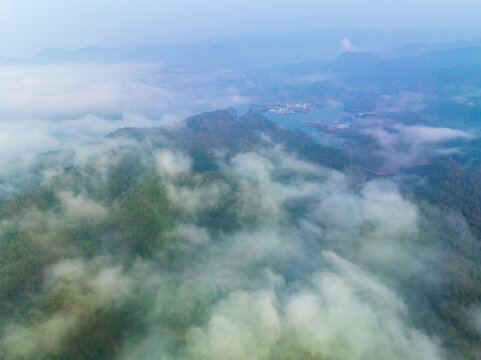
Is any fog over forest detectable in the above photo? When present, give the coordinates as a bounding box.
[2,2,481,359]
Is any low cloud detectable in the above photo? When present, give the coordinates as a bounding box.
[0,62,249,123]
[349,123,476,172]
[0,63,250,196]
[3,139,477,358]
[393,124,475,143]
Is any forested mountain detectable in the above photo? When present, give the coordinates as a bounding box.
[1,110,481,359]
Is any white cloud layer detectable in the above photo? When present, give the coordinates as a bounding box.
[0,63,250,190]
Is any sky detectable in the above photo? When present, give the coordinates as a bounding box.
[1,0,481,56]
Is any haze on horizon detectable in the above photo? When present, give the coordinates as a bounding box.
[1,0,481,57]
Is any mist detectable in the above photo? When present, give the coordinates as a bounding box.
[0,113,480,358]
[2,1,481,359]
[0,62,250,197]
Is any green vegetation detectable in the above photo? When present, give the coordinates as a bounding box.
[118,178,173,256]
[3,111,481,359]
[406,159,481,237]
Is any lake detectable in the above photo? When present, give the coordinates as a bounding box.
[263,102,348,148]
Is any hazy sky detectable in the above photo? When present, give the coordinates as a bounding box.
[1,0,481,56]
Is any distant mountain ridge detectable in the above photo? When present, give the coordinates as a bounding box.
[323,46,481,89]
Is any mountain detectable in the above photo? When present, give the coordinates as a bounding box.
[324,46,481,89]
[3,108,481,357]
[110,110,350,171]
[381,38,481,58]
[325,51,384,74]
